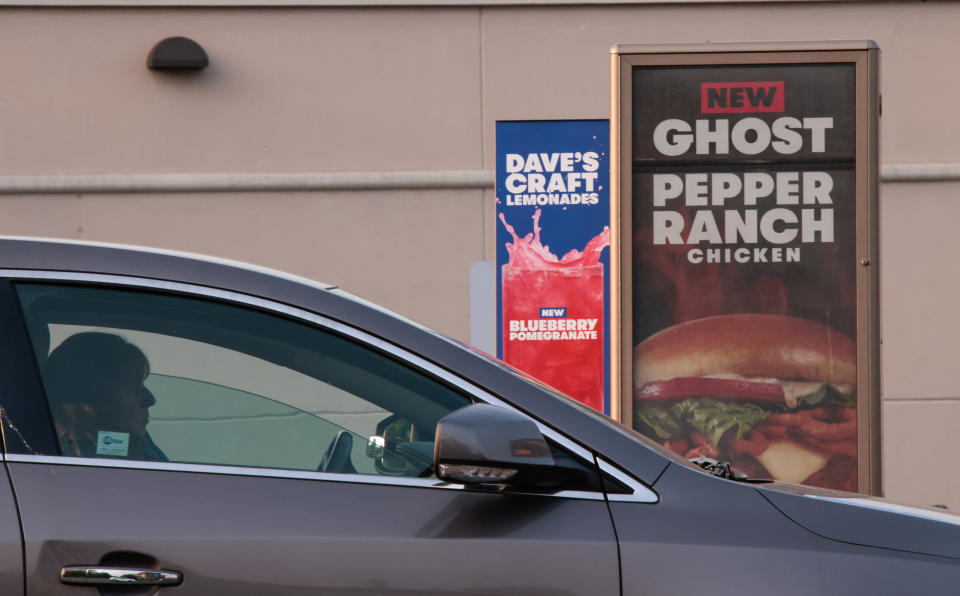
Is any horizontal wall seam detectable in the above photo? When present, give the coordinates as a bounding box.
[0,163,955,194]
[879,163,960,182]
[882,397,960,403]
[0,170,496,194]
[0,0,890,7]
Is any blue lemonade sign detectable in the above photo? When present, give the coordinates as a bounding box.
[496,120,611,414]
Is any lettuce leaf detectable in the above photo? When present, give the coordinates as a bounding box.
[673,398,771,447]
[795,383,856,409]
[636,397,771,446]
[635,404,684,440]
[636,383,855,448]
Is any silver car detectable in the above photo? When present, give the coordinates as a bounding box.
[0,237,956,595]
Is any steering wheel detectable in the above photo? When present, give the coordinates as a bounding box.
[318,430,356,474]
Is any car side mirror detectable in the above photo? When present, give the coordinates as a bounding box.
[434,404,567,492]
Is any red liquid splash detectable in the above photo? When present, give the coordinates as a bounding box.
[500,209,610,411]
[499,209,610,270]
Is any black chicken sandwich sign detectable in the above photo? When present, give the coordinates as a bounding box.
[610,41,880,494]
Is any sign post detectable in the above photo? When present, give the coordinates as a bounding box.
[611,42,880,493]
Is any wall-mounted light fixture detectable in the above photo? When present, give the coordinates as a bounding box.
[147,36,209,70]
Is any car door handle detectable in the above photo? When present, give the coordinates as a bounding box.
[60,566,183,586]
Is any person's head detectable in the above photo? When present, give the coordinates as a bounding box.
[43,332,155,437]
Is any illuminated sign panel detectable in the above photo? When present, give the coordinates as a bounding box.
[611,42,880,493]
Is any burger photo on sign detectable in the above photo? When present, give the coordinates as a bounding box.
[633,314,857,492]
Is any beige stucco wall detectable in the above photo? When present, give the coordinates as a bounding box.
[881,180,960,508]
[0,8,484,175]
[2,1,959,508]
[0,189,488,337]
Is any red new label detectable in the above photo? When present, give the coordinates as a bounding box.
[701,81,785,113]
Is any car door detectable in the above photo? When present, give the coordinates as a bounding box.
[0,274,620,596]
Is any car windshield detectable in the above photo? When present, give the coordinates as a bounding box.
[328,289,687,465]
[441,337,691,464]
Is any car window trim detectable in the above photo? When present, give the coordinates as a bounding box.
[0,269,657,504]
[0,280,60,455]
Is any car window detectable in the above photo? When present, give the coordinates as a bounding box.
[15,283,473,477]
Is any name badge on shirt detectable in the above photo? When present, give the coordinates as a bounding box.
[96,431,130,457]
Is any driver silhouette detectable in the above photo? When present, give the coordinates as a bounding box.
[43,332,168,461]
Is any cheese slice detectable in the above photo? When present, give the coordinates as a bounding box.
[757,440,827,483]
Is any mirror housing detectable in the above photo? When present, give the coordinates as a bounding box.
[434,404,567,492]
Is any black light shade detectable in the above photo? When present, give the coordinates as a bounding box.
[147,36,209,70]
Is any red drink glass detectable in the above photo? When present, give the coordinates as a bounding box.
[502,264,604,411]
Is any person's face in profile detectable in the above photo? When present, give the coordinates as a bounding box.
[97,361,155,438]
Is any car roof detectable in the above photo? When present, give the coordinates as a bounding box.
[0,236,336,296]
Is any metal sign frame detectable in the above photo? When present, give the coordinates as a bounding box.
[610,41,880,494]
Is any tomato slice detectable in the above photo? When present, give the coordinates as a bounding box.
[636,377,785,403]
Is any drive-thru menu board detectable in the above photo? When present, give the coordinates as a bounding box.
[610,42,880,493]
